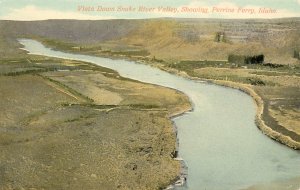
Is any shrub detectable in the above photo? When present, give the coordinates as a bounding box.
[294,50,300,59]
[247,78,265,86]
[228,54,264,64]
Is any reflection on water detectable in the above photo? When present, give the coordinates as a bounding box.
[19,39,300,190]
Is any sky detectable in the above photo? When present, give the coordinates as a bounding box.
[0,0,300,20]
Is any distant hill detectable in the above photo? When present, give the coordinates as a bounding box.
[1,18,300,64]
[0,19,141,43]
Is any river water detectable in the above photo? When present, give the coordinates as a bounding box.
[19,39,300,190]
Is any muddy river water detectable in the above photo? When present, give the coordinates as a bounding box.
[19,39,300,190]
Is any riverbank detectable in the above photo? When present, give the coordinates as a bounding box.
[213,80,300,150]
[0,47,192,190]
[18,39,300,190]
[157,65,300,150]
[37,37,300,150]
[121,58,300,151]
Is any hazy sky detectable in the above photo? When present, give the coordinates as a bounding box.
[0,0,299,20]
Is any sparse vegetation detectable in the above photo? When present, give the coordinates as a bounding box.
[246,77,266,86]
[1,18,299,189]
[0,30,191,190]
[34,25,300,151]
[228,54,264,64]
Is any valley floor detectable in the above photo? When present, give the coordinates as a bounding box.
[39,38,300,150]
[0,53,191,190]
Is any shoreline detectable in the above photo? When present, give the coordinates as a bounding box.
[167,98,193,189]
[213,80,300,150]
[157,65,300,150]
[20,39,194,189]
[119,55,300,150]
[30,39,300,189]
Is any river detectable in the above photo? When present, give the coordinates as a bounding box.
[19,39,300,190]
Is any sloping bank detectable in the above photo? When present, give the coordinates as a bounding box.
[158,66,300,150]
[216,81,300,150]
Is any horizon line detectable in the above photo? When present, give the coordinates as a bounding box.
[1,16,300,22]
